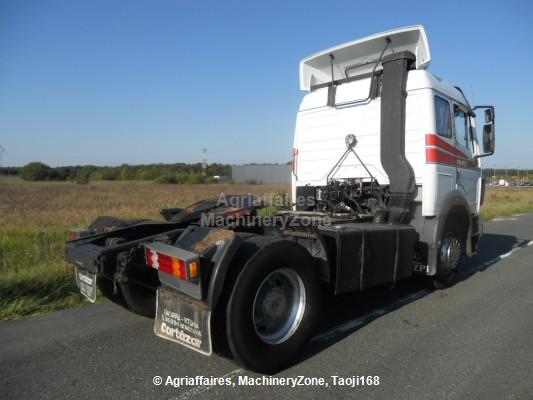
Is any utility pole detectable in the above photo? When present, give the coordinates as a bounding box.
[0,145,6,169]
[201,148,207,176]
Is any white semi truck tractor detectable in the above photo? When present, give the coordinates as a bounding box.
[66,26,495,373]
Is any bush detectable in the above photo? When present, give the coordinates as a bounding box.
[154,174,177,184]
[75,172,90,185]
[184,174,203,184]
[175,172,189,184]
[91,167,119,181]
[20,162,52,181]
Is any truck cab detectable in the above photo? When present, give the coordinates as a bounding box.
[292,25,495,277]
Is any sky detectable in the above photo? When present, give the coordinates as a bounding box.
[0,0,532,168]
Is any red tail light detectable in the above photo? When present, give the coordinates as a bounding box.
[145,247,155,267]
[68,231,80,241]
[156,253,173,274]
[144,246,192,281]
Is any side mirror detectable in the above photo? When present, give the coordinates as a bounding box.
[484,108,494,123]
[483,124,495,154]
[474,105,495,158]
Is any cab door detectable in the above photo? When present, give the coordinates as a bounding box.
[453,103,479,211]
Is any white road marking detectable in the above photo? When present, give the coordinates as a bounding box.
[173,368,243,400]
[312,288,431,344]
[500,248,521,258]
[498,239,531,259]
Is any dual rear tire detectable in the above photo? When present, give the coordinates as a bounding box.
[96,267,156,318]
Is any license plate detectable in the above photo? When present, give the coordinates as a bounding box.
[75,268,97,303]
[154,288,212,356]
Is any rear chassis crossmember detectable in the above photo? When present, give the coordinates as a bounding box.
[66,221,187,292]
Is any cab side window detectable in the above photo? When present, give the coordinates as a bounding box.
[454,105,469,150]
[435,96,452,138]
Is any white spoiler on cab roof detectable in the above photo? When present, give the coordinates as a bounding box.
[299,25,431,91]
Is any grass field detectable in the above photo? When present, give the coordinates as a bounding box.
[479,187,533,220]
[0,181,288,321]
[1,181,532,321]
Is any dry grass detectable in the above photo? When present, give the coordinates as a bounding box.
[1,181,531,321]
[480,187,533,220]
[0,181,289,320]
[0,180,289,229]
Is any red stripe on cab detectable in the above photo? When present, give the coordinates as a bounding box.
[425,134,467,159]
[425,133,479,170]
[426,148,456,165]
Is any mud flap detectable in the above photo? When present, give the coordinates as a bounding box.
[154,288,212,356]
[75,268,97,303]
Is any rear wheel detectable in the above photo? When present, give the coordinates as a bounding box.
[432,221,465,289]
[118,281,156,318]
[97,274,155,318]
[226,240,322,373]
[96,277,129,309]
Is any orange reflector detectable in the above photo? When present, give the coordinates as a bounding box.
[171,257,187,280]
[188,262,198,279]
[68,231,80,241]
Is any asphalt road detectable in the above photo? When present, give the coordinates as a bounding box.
[2,214,533,400]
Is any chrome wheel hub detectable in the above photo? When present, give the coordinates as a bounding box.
[440,233,462,273]
[252,268,306,345]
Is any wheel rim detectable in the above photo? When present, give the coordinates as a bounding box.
[252,268,306,345]
[440,232,462,273]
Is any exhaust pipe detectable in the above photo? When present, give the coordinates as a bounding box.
[379,51,417,224]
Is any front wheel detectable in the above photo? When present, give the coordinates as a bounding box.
[432,222,465,289]
[226,240,322,373]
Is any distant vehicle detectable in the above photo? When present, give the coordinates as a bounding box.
[212,175,229,182]
[65,26,495,373]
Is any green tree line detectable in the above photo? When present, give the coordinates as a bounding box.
[15,162,231,184]
[0,166,20,176]
[482,168,532,179]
